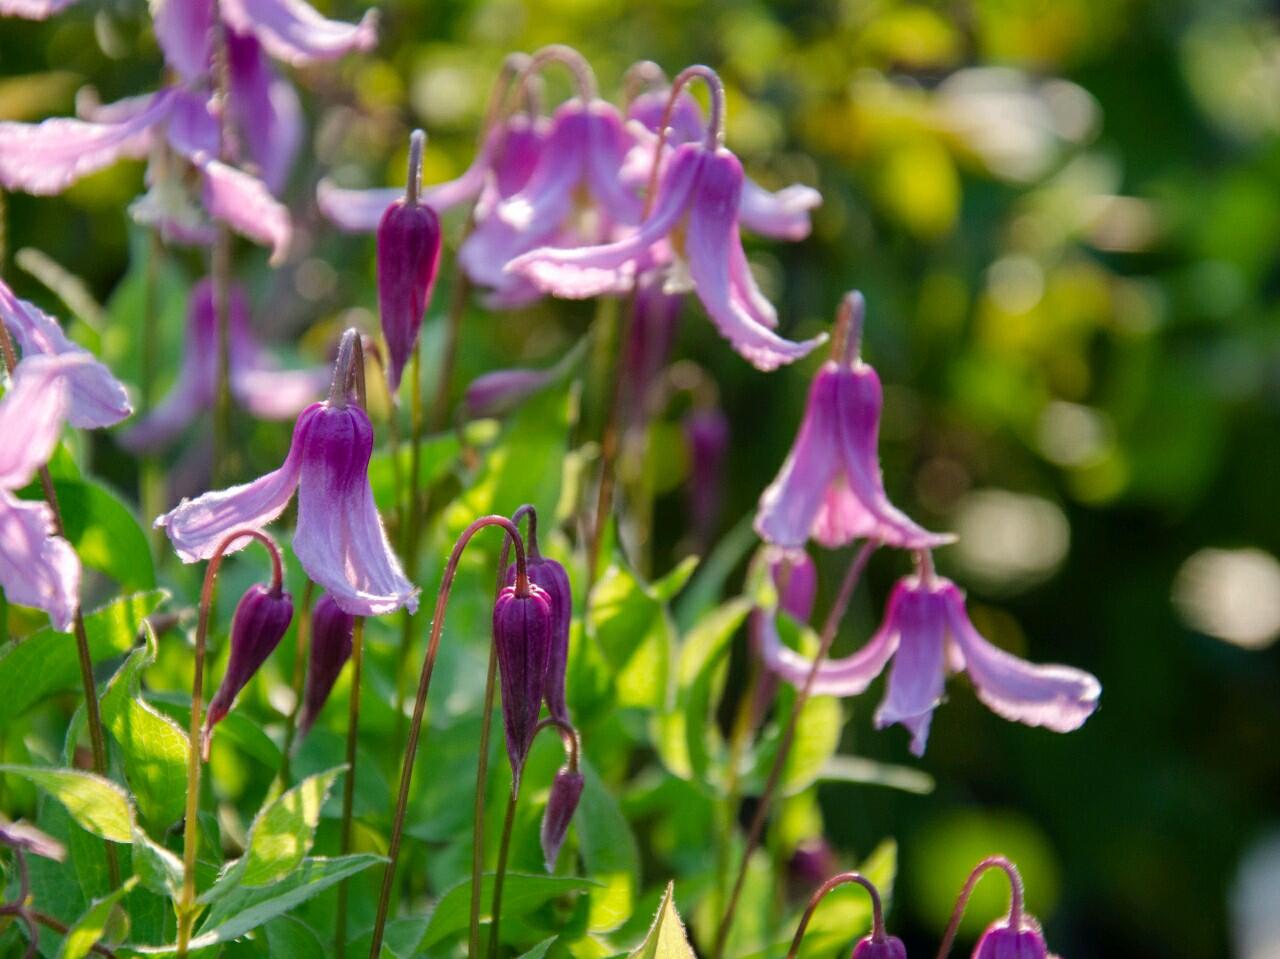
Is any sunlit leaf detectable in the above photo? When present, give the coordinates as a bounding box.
[57,876,138,959]
[0,765,134,842]
[627,882,695,959]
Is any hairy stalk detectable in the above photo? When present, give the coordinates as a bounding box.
[175,528,283,958]
[277,580,315,787]
[368,515,531,959]
[335,617,366,959]
[469,504,534,959]
[934,855,1025,959]
[785,872,887,959]
[711,539,880,959]
[0,322,119,888]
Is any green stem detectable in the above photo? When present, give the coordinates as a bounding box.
[711,540,879,959]
[278,580,315,788]
[487,783,520,959]
[469,632,500,959]
[335,617,365,959]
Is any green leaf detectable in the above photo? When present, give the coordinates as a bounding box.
[47,478,155,591]
[57,876,138,959]
[0,590,166,725]
[263,916,327,959]
[131,822,183,899]
[368,431,462,513]
[203,766,344,897]
[0,765,134,842]
[819,755,935,795]
[128,855,383,954]
[627,882,695,959]
[587,560,676,711]
[517,936,559,959]
[100,623,189,829]
[416,872,597,952]
[575,758,640,934]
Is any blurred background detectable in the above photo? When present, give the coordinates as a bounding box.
[3,0,1280,956]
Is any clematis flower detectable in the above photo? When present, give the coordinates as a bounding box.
[156,330,418,617]
[492,578,554,776]
[748,545,817,724]
[123,278,328,450]
[0,278,131,428]
[755,292,949,548]
[756,553,1100,756]
[504,530,572,723]
[626,85,822,241]
[508,69,825,370]
[0,354,96,630]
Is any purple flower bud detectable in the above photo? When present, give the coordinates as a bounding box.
[493,582,554,775]
[204,582,293,755]
[506,554,573,722]
[972,920,1048,959]
[539,765,584,871]
[297,594,354,740]
[787,838,838,891]
[684,406,730,549]
[463,367,553,420]
[376,136,442,393]
[852,935,908,959]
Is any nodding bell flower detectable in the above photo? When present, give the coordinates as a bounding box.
[540,764,584,871]
[625,83,822,242]
[853,936,909,959]
[123,278,328,450]
[757,552,1100,756]
[157,330,419,617]
[297,593,355,739]
[790,872,904,959]
[0,353,97,630]
[376,130,443,393]
[492,572,554,776]
[755,292,950,549]
[509,67,825,371]
[204,581,294,755]
[0,279,131,428]
[504,516,572,722]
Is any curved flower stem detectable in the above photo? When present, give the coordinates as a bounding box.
[934,856,1025,959]
[487,716,580,959]
[175,527,284,959]
[785,872,887,959]
[334,616,366,959]
[621,60,667,105]
[277,579,315,787]
[711,539,880,959]
[469,504,538,959]
[368,515,530,959]
[511,44,598,103]
[0,321,119,888]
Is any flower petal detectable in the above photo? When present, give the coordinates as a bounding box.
[220,0,377,66]
[150,0,214,83]
[942,582,1101,733]
[0,492,79,631]
[293,405,417,616]
[584,101,644,225]
[754,605,897,697]
[728,227,778,328]
[0,281,131,429]
[754,365,842,548]
[156,404,315,562]
[199,158,292,263]
[684,150,825,370]
[0,0,76,17]
[227,30,302,195]
[316,181,400,233]
[233,366,330,419]
[873,582,949,755]
[0,89,173,195]
[0,353,78,488]
[738,178,821,242]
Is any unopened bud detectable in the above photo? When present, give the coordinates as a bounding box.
[540,765,584,871]
[493,582,554,776]
[297,594,355,740]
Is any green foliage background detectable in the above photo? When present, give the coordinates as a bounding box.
[2,1,1279,957]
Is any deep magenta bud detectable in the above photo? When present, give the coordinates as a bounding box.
[204,582,293,755]
[297,594,355,740]
[787,838,838,892]
[851,935,908,959]
[540,765,584,871]
[506,554,572,722]
[376,131,442,393]
[493,582,554,775]
[972,920,1048,959]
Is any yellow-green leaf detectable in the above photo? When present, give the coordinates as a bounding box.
[0,765,134,842]
[628,882,695,959]
[57,877,137,959]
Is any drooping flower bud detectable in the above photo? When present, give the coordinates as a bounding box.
[851,935,908,959]
[505,550,572,722]
[297,594,355,740]
[204,582,293,756]
[971,919,1048,959]
[377,129,442,393]
[492,581,554,775]
[540,764,584,871]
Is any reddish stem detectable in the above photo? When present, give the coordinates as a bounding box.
[934,856,1026,959]
[785,871,888,959]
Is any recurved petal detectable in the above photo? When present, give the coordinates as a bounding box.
[754,604,897,698]
[738,178,821,241]
[150,0,214,83]
[584,101,644,225]
[942,582,1100,733]
[233,366,330,420]
[156,404,315,561]
[227,30,302,195]
[199,158,292,264]
[0,354,79,488]
[754,366,843,548]
[0,89,172,195]
[219,0,377,66]
[873,581,949,755]
[293,404,417,616]
[0,492,79,632]
[684,150,825,370]
[317,181,399,233]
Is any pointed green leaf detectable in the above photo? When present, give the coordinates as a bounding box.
[57,876,138,959]
[131,822,183,899]
[0,766,134,842]
[415,872,597,952]
[628,883,695,959]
